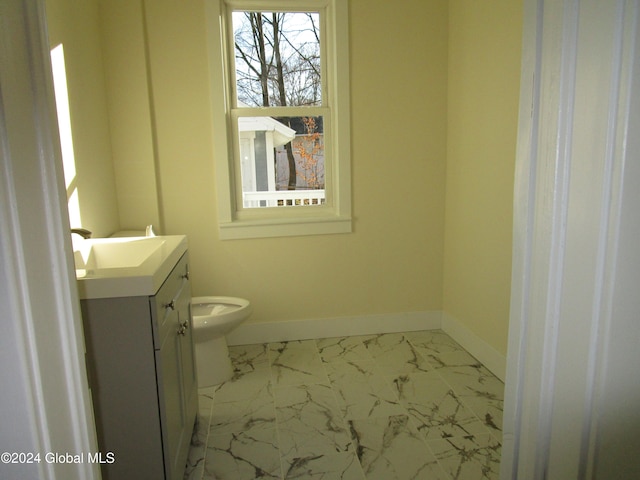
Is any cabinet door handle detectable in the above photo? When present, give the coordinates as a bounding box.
[164,300,175,311]
[177,321,189,336]
[182,270,190,280]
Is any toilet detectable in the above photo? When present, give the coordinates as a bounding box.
[191,296,252,387]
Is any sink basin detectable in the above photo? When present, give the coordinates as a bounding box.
[75,237,165,270]
[74,235,188,299]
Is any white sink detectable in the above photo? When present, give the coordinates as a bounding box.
[74,235,188,299]
[75,237,165,270]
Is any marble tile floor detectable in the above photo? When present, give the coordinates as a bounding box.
[184,330,504,480]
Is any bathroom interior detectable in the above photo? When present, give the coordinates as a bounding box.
[45,0,522,477]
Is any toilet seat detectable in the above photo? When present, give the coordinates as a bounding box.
[191,296,251,333]
[192,296,249,318]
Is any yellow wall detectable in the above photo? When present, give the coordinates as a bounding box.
[100,0,161,231]
[131,0,449,325]
[46,0,522,356]
[45,0,119,238]
[444,0,523,355]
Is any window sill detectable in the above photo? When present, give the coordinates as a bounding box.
[218,214,352,240]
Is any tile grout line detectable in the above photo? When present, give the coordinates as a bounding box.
[267,341,288,480]
[314,338,368,479]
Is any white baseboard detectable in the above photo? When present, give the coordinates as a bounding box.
[226,309,506,382]
[441,312,506,382]
[226,310,442,346]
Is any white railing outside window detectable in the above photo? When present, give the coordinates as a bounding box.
[243,190,326,208]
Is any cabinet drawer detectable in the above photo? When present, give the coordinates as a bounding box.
[151,252,190,349]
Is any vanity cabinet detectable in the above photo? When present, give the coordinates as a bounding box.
[81,252,197,480]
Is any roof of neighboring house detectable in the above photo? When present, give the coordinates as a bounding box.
[236,100,296,147]
[238,116,296,147]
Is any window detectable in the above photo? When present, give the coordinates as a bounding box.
[207,0,351,239]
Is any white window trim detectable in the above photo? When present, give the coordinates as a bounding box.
[206,0,351,240]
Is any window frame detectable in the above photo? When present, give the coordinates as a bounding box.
[207,0,351,240]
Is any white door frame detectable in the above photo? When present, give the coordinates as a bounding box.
[502,0,640,478]
[0,1,100,479]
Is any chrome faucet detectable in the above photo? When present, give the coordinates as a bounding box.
[71,228,92,239]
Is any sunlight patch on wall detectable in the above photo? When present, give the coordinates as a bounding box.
[50,43,82,228]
